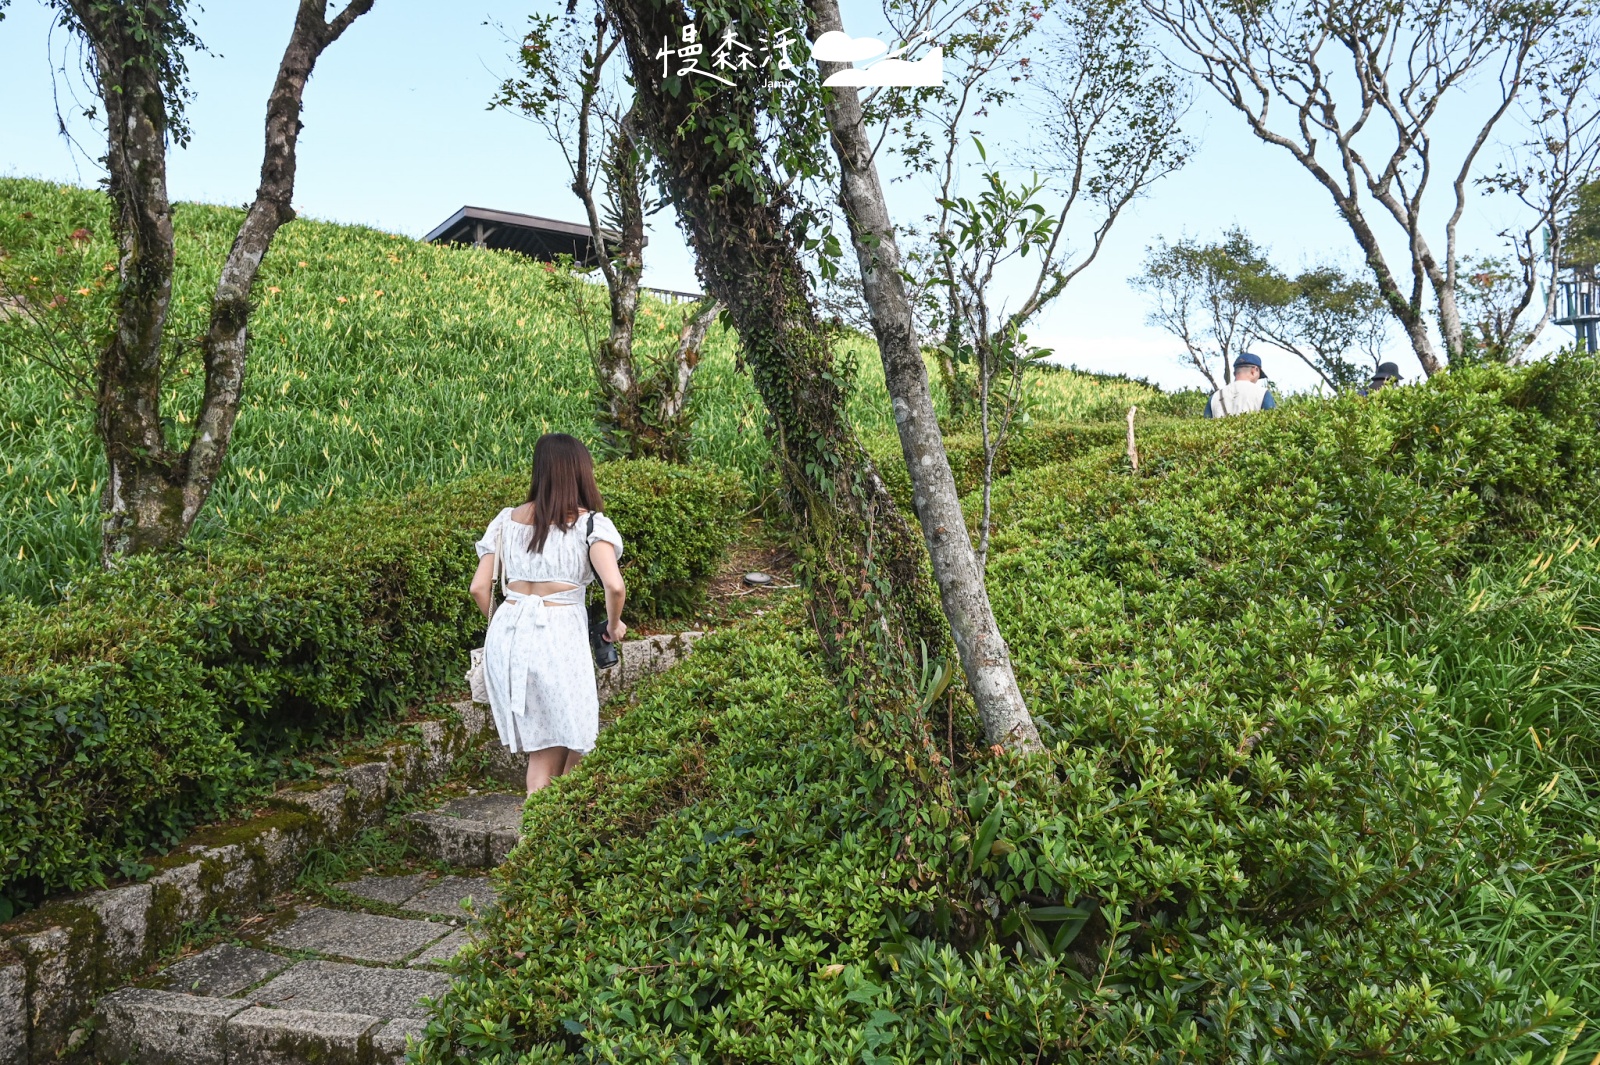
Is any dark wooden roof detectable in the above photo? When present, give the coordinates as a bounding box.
[423,206,631,265]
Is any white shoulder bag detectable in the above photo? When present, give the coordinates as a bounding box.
[466,519,507,704]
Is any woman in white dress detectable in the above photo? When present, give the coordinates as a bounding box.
[469,434,626,794]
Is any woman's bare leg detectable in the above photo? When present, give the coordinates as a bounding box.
[560,748,585,776]
[526,747,568,793]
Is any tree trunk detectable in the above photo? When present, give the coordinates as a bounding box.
[653,297,723,461]
[183,0,376,526]
[76,0,184,557]
[804,0,1041,752]
[604,0,944,672]
[76,0,374,560]
[590,104,647,456]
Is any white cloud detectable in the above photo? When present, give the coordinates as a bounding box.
[810,31,887,63]
[822,48,944,88]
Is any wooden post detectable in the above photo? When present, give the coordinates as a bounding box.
[1126,405,1139,473]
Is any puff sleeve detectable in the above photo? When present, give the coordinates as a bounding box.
[585,512,624,560]
[475,508,511,558]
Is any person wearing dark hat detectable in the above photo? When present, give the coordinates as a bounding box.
[1359,361,1403,396]
[1203,352,1278,418]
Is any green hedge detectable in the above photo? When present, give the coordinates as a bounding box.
[0,460,741,913]
[591,460,743,618]
[870,420,1135,510]
[418,353,1600,1063]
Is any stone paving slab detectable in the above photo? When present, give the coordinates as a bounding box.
[94,986,248,1065]
[337,873,431,907]
[435,792,525,829]
[265,906,448,964]
[226,1005,379,1065]
[159,943,292,997]
[249,960,450,1020]
[373,1017,426,1063]
[402,875,497,918]
[408,927,475,968]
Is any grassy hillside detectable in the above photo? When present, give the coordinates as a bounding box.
[419,357,1600,1063]
[0,177,1162,601]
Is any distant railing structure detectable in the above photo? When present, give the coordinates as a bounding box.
[1554,273,1599,353]
[642,286,706,305]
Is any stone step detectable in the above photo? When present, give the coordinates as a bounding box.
[95,984,427,1065]
[4,701,498,1065]
[70,634,709,1064]
[94,893,471,1065]
[404,793,525,868]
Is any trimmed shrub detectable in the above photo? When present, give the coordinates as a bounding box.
[870,420,1134,510]
[587,460,744,618]
[0,460,740,912]
[417,353,1600,1064]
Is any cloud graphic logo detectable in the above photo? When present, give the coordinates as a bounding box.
[811,31,888,63]
[822,48,943,87]
[811,30,945,87]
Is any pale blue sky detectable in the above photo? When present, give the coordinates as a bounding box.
[0,0,1568,390]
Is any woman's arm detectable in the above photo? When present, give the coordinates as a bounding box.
[469,553,497,619]
[588,541,627,643]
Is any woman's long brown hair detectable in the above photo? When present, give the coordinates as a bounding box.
[524,433,604,553]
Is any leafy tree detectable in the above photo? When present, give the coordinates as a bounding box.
[1133,228,1282,390]
[20,0,373,560]
[1250,263,1390,390]
[1143,0,1600,375]
[1456,254,1538,363]
[804,2,1037,749]
[1564,178,1600,270]
[801,0,1184,749]
[497,1,721,462]
[600,0,948,694]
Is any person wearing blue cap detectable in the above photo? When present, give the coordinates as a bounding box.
[1204,352,1277,418]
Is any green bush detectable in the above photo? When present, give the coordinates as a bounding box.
[870,420,1135,510]
[417,353,1600,1063]
[587,460,744,618]
[0,461,739,912]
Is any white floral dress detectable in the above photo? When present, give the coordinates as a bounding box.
[475,508,624,754]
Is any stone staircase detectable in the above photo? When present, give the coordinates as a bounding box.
[8,632,706,1065]
[93,864,502,1064]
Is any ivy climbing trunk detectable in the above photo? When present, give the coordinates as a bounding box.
[805,0,1041,753]
[69,0,374,560]
[603,0,943,672]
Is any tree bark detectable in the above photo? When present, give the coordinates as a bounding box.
[589,106,648,456]
[654,296,723,461]
[74,0,184,556]
[603,0,944,672]
[73,0,374,560]
[804,0,1041,752]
